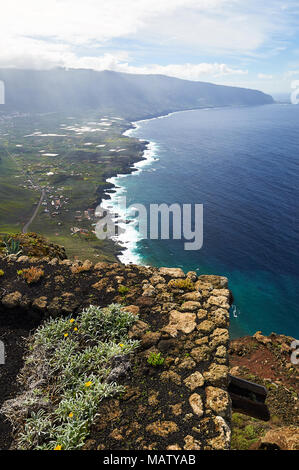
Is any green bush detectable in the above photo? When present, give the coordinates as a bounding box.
[118,285,129,295]
[244,425,256,440]
[10,304,139,450]
[231,412,245,427]
[147,352,165,367]
[231,432,253,450]
[1,235,22,255]
[168,278,194,291]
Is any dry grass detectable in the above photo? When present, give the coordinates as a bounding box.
[168,278,194,291]
[70,263,92,274]
[21,267,44,284]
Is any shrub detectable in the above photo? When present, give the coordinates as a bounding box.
[231,428,259,450]
[1,236,22,255]
[118,285,129,295]
[21,267,44,284]
[231,413,262,450]
[70,263,91,274]
[168,278,194,291]
[6,304,139,450]
[244,425,256,440]
[231,412,245,428]
[147,352,165,367]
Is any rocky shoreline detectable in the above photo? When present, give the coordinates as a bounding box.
[93,122,150,263]
[95,125,149,205]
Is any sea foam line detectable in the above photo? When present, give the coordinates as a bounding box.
[101,123,159,264]
[101,108,212,264]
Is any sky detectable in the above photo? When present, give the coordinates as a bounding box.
[1,0,299,95]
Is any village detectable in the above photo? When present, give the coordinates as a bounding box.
[17,160,101,238]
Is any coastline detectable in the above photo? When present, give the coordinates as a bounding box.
[97,103,274,266]
[99,107,213,265]
[100,119,161,265]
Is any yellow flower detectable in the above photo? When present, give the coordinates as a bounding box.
[69,319,75,323]
[74,327,78,331]
[54,445,62,450]
[69,412,73,418]
[119,343,124,348]
[84,381,92,387]
[64,333,68,338]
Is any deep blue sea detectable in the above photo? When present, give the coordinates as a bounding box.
[104,104,299,339]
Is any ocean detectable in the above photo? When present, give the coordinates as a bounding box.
[102,104,299,339]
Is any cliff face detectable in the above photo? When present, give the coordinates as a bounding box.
[0,252,232,450]
[0,240,298,450]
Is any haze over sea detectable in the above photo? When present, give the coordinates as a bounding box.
[104,104,299,339]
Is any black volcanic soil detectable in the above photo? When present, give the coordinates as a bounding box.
[0,249,298,450]
[0,257,161,449]
[0,310,40,449]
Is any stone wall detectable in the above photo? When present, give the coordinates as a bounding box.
[0,255,232,450]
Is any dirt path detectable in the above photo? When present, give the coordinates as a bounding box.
[3,145,46,235]
[22,189,46,234]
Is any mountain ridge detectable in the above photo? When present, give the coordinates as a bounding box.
[0,68,274,120]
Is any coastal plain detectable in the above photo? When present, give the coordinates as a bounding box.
[0,112,147,261]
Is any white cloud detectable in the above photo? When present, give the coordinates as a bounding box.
[0,41,248,81]
[0,0,237,45]
[258,73,273,79]
[114,62,248,80]
[0,0,294,92]
[140,9,269,53]
[0,0,286,69]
